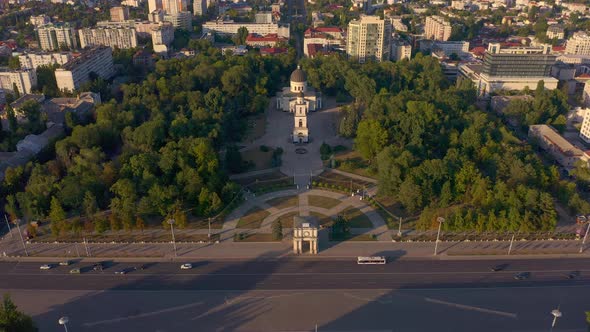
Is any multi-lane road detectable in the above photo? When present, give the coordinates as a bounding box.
[2,257,590,331]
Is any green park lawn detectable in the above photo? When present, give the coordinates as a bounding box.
[265,195,298,210]
[308,195,342,209]
[236,207,270,228]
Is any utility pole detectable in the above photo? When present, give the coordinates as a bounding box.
[83,237,91,257]
[397,217,403,237]
[208,217,211,240]
[4,214,12,238]
[508,234,515,255]
[579,221,590,253]
[14,219,28,256]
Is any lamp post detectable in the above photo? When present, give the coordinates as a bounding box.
[14,219,28,256]
[434,217,445,256]
[208,217,211,240]
[167,219,177,257]
[397,217,403,237]
[3,214,12,238]
[579,220,590,253]
[550,308,562,331]
[58,316,69,332]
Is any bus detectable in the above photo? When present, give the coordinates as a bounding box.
[357,256,386,264]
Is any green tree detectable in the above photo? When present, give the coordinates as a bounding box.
[355,120,388,161]
[82,191,98,219]
[7,56,20,70]
[0,294,37,332]
[48,197,66,224]
[225,145,243,173]
[233,26,249,45]
[271,219,283,240]
[4,195,19,221]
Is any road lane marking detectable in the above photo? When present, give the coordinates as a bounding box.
[82,301,204,327]
[424,297,517,318]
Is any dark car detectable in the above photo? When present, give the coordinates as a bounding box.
[93,263,104,271]
[490,264,508,272]
[566,271,580,279]
[514,272,530,280]
[114,269,128,275]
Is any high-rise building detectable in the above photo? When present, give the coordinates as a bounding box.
[163,11,192,30]
[459,43,558,96]
[580,109,590,144]
[18,52,72,69]
[110,6,130,22]
[55,46,115,92]
[346,15,391,63]
[162,0,188,14]
[79,26,138,49]
[0,68,37,95]
[148,0,162,13]
[193,0,207,16]
[566,31,590,55]
[151,22,174,46]
[29,15,50,27]
[36,23,78,51]
[425,16,452,41]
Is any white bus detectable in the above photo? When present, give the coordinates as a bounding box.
[357,256,386,264]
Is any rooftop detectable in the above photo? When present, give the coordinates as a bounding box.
[58,46,111,71]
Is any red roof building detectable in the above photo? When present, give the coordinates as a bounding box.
[260,47,288,56]
[246,33,287,48]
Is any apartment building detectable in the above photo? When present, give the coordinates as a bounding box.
[303,27,345,57]
[110,6,130,22]
[193,0,207,16]
[0,68,37,95]
[566,31,590,56]
[546,25,564,40]
[346,15,391,63]
[425,16,452,41]
[54,46,115,92]
[529,124,590,169]
[29,15,50,27]
[203,20,290,38]
[163,12,192,30]
[79,26,138,49]
[36,23,78,51]
[18,52,72,69]
[580,109,590,144]
[391,40,412,61]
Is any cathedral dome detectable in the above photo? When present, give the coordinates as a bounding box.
[290,65,307,83]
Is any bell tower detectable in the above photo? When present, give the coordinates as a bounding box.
[292,92,309,143]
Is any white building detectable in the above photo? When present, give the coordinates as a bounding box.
[303,27,345,57]
[193,0,207,16]
[36,23,78,51]
[580,108,590,144]
[163,11,192,30]
[529,125,589,169]
[292,92,309,143]
[203,20,290,38]
[390,16,408,32]
[277,66,322,113]
[151,22,174,46]
[566,31,590,56]
[546,25,564,40]
[55,46,115,92]
[18,52,72,70]
[79,26,138,49]
[122,0,140,7]
[29,15,50,27]
[346,15,392,63]
[110,6,130,22]
[425,15,452,41]
[0,68,37,95]
[391,40,412,61]
[255,12,274,24]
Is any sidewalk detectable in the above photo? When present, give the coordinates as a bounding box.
[2,233,589,261]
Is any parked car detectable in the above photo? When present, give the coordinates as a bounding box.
[180,263,193,270]
[40,264,53,270]
[69,268,81,274]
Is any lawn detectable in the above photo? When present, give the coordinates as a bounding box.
[308,195,342,209]
[265,195,298,210]
[332,150,376,178]
[236,207,270,228]
[233,170,295,194]
[310,212,333,227]
[313,170,374,192]
[234,233,281,242]
[30,231,220,243]
[340,207,373,228]
[241,147,275,171]
[276,211,299,228]
[242,114,266,143]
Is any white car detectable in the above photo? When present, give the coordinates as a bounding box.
[180,263,192,270]
[40,264,53,270]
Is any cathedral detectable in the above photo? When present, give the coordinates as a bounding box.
[276,66,322,144]
[276,66,322,112]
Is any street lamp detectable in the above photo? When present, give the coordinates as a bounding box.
[208,217,211,240]
[550,308,562,331]
[579,219,590,253]
[434,217,445,256]
[167,219,177,257]
[58,316,69,332]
